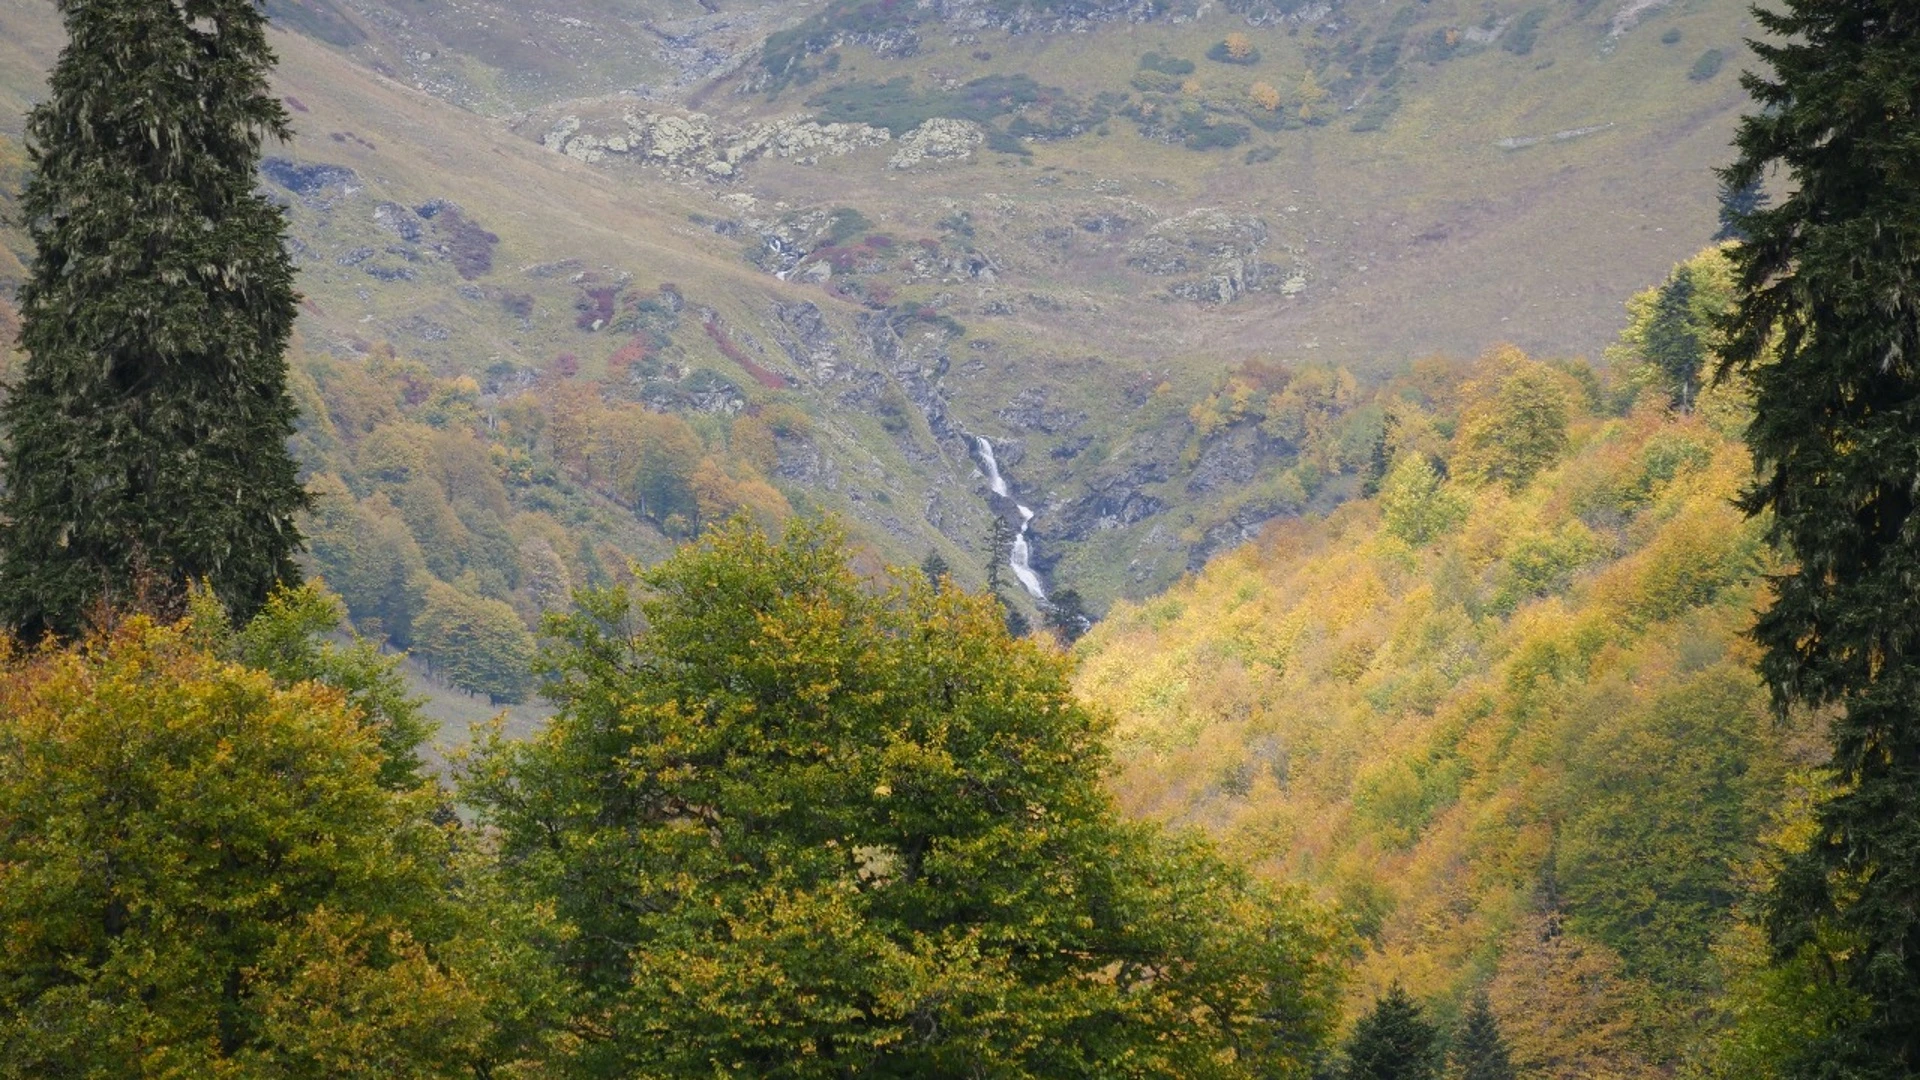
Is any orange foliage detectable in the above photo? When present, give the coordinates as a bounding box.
[1487,916,1661,1080]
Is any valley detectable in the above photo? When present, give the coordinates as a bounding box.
[0,0,1826,1072]
[0,0,1762,615]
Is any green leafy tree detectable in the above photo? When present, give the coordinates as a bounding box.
[0,0,308,638]
[462,517,1344,1078]
[1452,994,1515,1080]
[1343,983,1439,1080]
[197,582,435,791]
[1452,359,1571,491]
[414,581,536,704]
[1378,455,1468,547]
[0,616,484,1076]
[1718,2,1920,1076]
[1555,667,1774,994]
[304,477,431,646]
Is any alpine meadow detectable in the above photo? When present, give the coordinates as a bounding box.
[0,0,1915,1077]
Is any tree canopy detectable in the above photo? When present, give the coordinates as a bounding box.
[0,615,474,1076]
[462,516,1344,1078]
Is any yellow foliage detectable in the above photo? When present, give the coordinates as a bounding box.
[1487,916,1661,1080]
[1250,81,1282,111]
[1225,32,1256,60]
[1296,71,1329,122]
[1076,391,1805,1066]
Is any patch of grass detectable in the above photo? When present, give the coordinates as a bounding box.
[1139,52,1196,76]
[805,74,1053,135]
[1349,91,1402,133]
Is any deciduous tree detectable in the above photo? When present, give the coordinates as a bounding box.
[415,581,537,704]
[462,518,1344,1078]
[1453,353,1572,491]
[0,617,477,1075]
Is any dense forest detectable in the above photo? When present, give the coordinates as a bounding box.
[1080,249,1812,1076]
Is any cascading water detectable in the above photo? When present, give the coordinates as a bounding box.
[974,436,1046,601]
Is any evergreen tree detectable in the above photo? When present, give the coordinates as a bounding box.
[1044,587,1091,644]
[1360,413,1396,498]
[1713,174,1766,243]
[1644,268,1704,409]
[0,0,308,638]
[1717,2,1920,1075]
[1452,994,1515,1080]
[1343,983,1439,1080]
[986,515,1014,595]
[1001,596,1032,639]
[920,549,951,590]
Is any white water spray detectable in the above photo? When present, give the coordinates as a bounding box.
[975,436,1046,601]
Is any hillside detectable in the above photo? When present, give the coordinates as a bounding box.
[0,0,1764,622]
[1074,256,1820,1071]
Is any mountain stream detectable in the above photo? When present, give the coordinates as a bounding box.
[974,436,1046,601]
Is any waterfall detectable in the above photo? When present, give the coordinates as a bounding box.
[974,436,1046,601]
[976,435,1011,498]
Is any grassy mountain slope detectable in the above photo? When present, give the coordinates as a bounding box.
[0,0,1766,619]
[1073,322,1820,1069]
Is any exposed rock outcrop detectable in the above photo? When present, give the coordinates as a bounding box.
[888,119,986,170]
[1126,209,1289,304]
[541,109,891,179]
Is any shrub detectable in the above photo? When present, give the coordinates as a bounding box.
[1503,8,1548,55]
[1208,33,1263,65]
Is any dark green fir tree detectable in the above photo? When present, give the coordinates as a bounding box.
[1360,415,1394,499]
[1343,983,1439,1080]
[920,549,951,591]
[1451,994,1515,1080]
[1712,174,1766,243]
[1717,1,1920,1076]
[985,515,1013,596]
[1044,587,1091,644]
[0,0,308,638]
[1645,267,1704,410]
